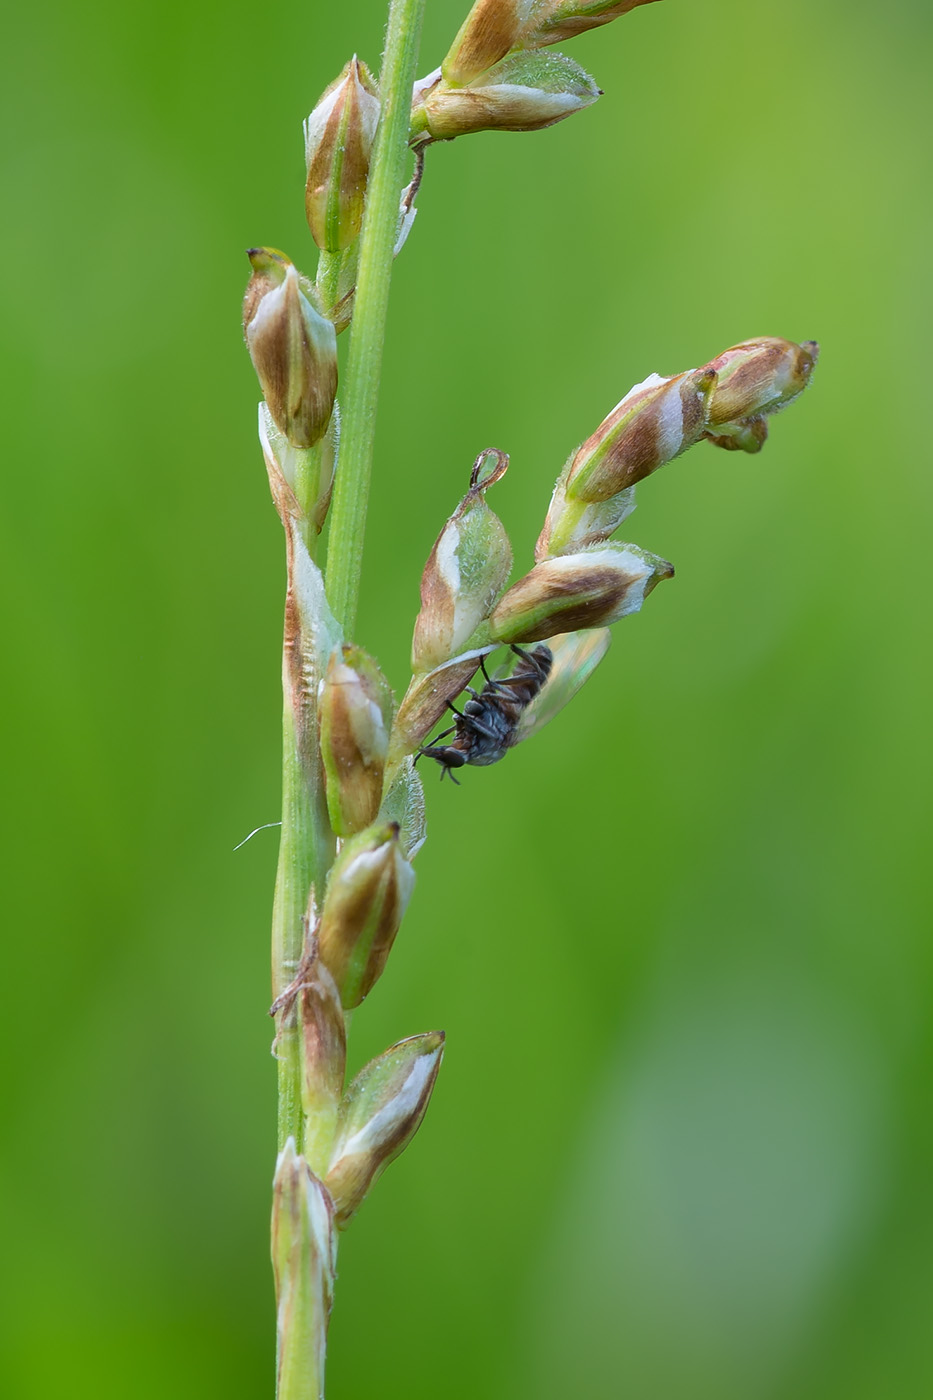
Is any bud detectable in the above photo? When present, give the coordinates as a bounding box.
[443,0,534,86]
[243,249,338,449]
[703,337,819,429]
[490,542,673,643]
[536,453,637,560]
[411,450,512,673]
[304,58,380,252]
[320,645,395,837]
[325,1032,444,1228]
[300,953,347,1178]
[566,368,716,505]
[272,1139,336,1394]
[704,414,769,455]
[413,51,600,141]
[520,0,660,47]
[316,822,415,1010]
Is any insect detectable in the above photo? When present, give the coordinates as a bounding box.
[417,644,554,782]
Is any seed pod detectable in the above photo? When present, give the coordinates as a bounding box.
[320,645,395,837]
[413,51,600,141]
[520,0,660,47]
[325,1032,444,1228]
[304,58,380,252]
[411,450,512,673]
[316,823,415,1010]
[272,1140,336,1394]
[566,368,716,505]
[703,337,819,428]
[490,542,673,643]
[443,0,534,86]
[243,248,338,449]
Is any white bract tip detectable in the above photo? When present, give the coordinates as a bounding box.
[608,371,670,417]
[339,1051,439,1157]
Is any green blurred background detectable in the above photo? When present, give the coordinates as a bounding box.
[2,0,931,1395]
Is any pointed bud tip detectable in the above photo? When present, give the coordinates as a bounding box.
[470,447,509,492]
[246,246,290,275]
[704,336,819,428]
[244,250,337,448]
[522,0,661,47]
[419,51,600,139]
[491,544,673,643]
[411,457,513,673]
[325,1030,445,1227]
[305,57,380,250]
[274,1134,300,1175]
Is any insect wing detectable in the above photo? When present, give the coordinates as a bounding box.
[514,628,611,744]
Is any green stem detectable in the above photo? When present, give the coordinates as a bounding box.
[271,695,334,1150]
[271,702,310,1149]
[272,3,424,1394]
[324,0,426,636]
[272,444,336,1152]
[315,250,343,319]
[271,513,338,1399]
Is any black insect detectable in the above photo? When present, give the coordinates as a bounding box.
[417,644,553,783]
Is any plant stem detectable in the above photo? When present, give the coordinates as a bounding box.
[272,706,312,1148]
[315,250,343,319]
[272,449,336,1151]
[324,0,426,637]
[271,3,425,1393]
[271,696,333,1150]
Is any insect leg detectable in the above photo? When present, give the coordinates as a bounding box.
[461,716,500,740]
[416,728,457,765]
[510,643,549,681]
